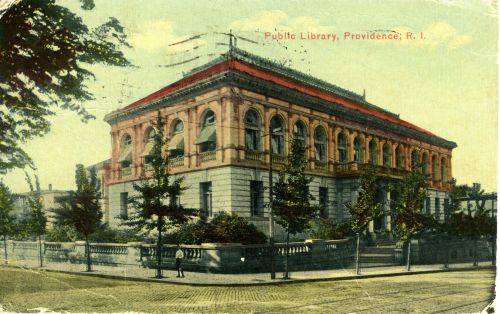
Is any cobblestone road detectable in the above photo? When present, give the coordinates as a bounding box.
[0,267,495,313]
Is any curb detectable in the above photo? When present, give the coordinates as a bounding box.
[2,264,495,287]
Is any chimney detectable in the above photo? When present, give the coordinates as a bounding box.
[48,184,52,191]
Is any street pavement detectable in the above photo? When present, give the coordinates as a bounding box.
[5,259,495,286]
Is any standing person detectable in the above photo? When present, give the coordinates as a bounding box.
[175,244,185,278]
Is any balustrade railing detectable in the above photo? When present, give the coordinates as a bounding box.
[90,244,128,255]
[315,161,327,170]
[200,151,216,162]
[271,154,287,164]
[169,156,184,167]
[121,167,132,177]
[245,150,263,161]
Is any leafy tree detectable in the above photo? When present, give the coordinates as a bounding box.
[390,169,428,271]
[0,182,15,264]
[345,165,383,274]
[272,138,318,279]
[311,219,351,240]
[57,164,103,271]
[122,115,197,278]
[448,183,496,266]
[0,0,130,174]
[45,224,78,242]
[25,173,47,267]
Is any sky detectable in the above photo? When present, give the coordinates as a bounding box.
[3,0,498,193]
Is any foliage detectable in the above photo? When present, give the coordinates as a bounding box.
[345,165,383,234]
[121,115,196,277]
[0,0,131,173]
[0,182,15,239]
[122,115,197,234]
[45,224,78,242]
[88,224,143,243]
[390,169,429,242]
[57,165,103,239]
[272,138,318,236]
[25,173,47,238]
[311,218,352,240]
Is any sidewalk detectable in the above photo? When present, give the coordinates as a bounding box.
[4,260,495,286]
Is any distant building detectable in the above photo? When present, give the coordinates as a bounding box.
[12,184,70,228]
[98,48,456,239]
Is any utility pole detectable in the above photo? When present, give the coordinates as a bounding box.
[268,124,276,279]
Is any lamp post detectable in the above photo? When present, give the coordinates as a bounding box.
[268,124,276,280]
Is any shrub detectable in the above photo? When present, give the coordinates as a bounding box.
[311,218,352,240]
[164,212,267,245]
[45,224,78,242]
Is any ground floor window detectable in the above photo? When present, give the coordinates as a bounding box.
[250,181,263,216]
[435,197,440,220]
[426,197,431,215]
[120,192,128,219]
[319,187,328,218]
[200,182,212,217]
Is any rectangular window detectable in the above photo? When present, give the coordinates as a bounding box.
[319,187,328,218]
[120,192,128,219]
[200,182,212,217]
[170,194,180,206]
[435,197,440,220]
[250,181,263,216]
[426,197,431,215]
[444,198,450,222]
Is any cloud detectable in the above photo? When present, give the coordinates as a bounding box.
[229,10,333,34]
[128,19,206,55]
[395,21,473,50]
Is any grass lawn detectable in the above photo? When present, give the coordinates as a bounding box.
[0,266,495,313]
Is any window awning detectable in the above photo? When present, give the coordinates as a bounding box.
[141,141,154,157]
[119,146,132,162]
[168,133,184,151]
[195,125,216,145]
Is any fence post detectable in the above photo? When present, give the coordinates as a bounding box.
[126,242,144,267]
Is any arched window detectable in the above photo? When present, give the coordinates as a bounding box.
[270,115,285,155]
[421,153,428,176]
[169,120,184,159]
[314,126,326,162]
[293,121,307,147]
[119,133,133,168]
[195,110,216,153]
[441,157,447,183]
[432,155,438,181]
[369,139,378,165]
[245,109,261,151]
[141,128,156,164]
[383,143,391,167]
[337,132,347,163]
[411,150,419,171]
[353,136,364,163]
[396,145,403,169]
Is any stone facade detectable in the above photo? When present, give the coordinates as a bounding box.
[97,48,456,239]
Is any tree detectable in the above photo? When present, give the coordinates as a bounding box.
[272,138,318,279]
[122,115,197,278]
[0,182,15,264]
[57,164,103,271]
[0,0,131,173]
[345,165,383,274]
[25,173,47,267]
[448,183,496,266]
[390,169,428,271]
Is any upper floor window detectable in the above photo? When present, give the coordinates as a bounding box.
[245,109,261,151]
[119,134,133,168]
[369,139,379,165]
[353,136,364,163]
[169,120,185,159]
[195,110,216,153]
[337,132,347,163]
[293,120,307,148]
[421,153,428,176]
[383,143,391,167]
[141,127,156,164]
[396,145,403,169]
[441,157,447,183]
[270,115,285,155]
[432,155,438,181]
[411,150,419,171]
[314,126,326,162]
